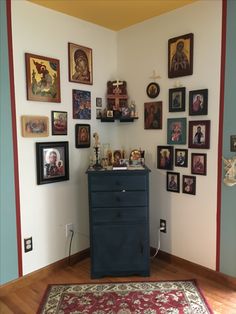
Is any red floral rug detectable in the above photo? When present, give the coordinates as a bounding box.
[37,280,213,314]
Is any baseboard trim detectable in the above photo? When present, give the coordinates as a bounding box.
[0,248,90,296]
[153,248,236,289]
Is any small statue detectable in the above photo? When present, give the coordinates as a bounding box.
[93,132,102,169]
[222,156,236,186]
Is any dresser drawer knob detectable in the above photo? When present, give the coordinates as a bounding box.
[121,189,126,193]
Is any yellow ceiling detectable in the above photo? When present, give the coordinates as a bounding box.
[27,0,198,31]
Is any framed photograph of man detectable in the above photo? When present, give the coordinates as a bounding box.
[189,89,208,115]
[166,172,180,193]
[75,124,90,148]
[157,146,174,170]
[144,101,162,129]
[169,87,186,112]
[36,142,69,185]
[188,120,210,149]
[167,118,187,145]
[182,175,196,195]
[175,148,188,167]
[168,33,194,78]
[191,153,207,175]
[51,111,67,135]
[68,42,93,85]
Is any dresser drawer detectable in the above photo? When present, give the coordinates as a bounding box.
[91,206,148,224]
[91,191,147,207]
[90,174,147,191]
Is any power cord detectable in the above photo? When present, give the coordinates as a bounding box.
[150,226,165,259]
[68,229,74,265]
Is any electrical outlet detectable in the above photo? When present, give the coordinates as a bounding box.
[66,223,74,237]
[24,237,33,252]
[160,219,167,233]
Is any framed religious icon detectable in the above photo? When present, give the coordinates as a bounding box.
[157,146,174,170]
[36,141,69,185]
[144,101,162,129]
[188,120,210,149]
[191,153,207,175]
[51,111,67,135]
[175,148,188,167]
[25,53,61,102]
[182,175,196,195]
[230,135,236,152]
[146,82,160,98]
[167,117,187,145]
[68,42,93,85]
[21,115,49,137]
[72,89,91,119]
[169,87,186,112]
[75,124,90,148]
[166,172,180,193]
[168,33,194,78]
[189,89,208,115]
[96,97,102,107]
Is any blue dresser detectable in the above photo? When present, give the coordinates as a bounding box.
[87,167,150,278]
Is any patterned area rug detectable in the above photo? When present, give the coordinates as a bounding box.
[37,280,213,314]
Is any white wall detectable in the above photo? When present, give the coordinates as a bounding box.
[12,0,118,275]
[117,0,222,269]
[12,0,222,275]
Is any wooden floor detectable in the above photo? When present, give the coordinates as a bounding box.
[1,257,236,314]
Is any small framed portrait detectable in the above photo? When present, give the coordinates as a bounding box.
[189,89,208,115]
[96,109,102,119]
[230,135,236,152]
[191,153,207,175]
[169,87,186,112]
[113,150,122,166]
[166,172,180,193]
[51,111,67,135]
[36,141,69,185]
[75,124,90,148]
[72,89,91,119]
[68,42,93,85]
[175,149,188,167]
[21,115,49,137]
[146,82,160,98]
[157,146,174,170]
[96,97,102,107]
[25,53,61,102]
[188,120,210,149]
[144,101,162,129]
[168,33,194,78]
[167,118,187,145]
[182,175,196,195]
[107,110,113,118]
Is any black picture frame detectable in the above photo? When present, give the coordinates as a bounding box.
[36,141,69,185]
[168,33,194,78]
[169,87,186,112]
[146,82,160,98]
[182,175,196,195]
[189,89,208,115]
[157,146,174,170]
[166,172,180,193]
[230,135,236,152]
[191,153,207,176]
[175,148,188,167]
[188,120,210,149]
[75,124,90,148]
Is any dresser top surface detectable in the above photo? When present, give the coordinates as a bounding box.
[86,166,151,175]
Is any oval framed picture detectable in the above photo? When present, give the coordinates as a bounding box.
[146,82,160,98]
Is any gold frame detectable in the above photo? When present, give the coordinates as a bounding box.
[21,115,49,137]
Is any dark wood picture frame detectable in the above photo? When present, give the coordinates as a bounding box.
[144,101,162,129]
[36,141,69,185]
[230,135,236,152]
[175,148,188,167]
[169,87,186,112]
[167,117,187,145]
[166,172,180,193]
[189,89,208,115]
[25,53,61,102]
[168,33,194,78]
[68,42,93,85]
[182,175,196,195]
[51,111,67,135]
[188,120,210,149]
[191,153,207,175]
[146,82,160,98]
[157,146,174,170]
[75,124,90,148]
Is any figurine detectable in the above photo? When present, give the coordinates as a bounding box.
[93,132,102,169]
[222,156,236,186]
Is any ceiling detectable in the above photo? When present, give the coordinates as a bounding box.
[27,0,197,31]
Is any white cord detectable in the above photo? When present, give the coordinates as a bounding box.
[150,226,164,259]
